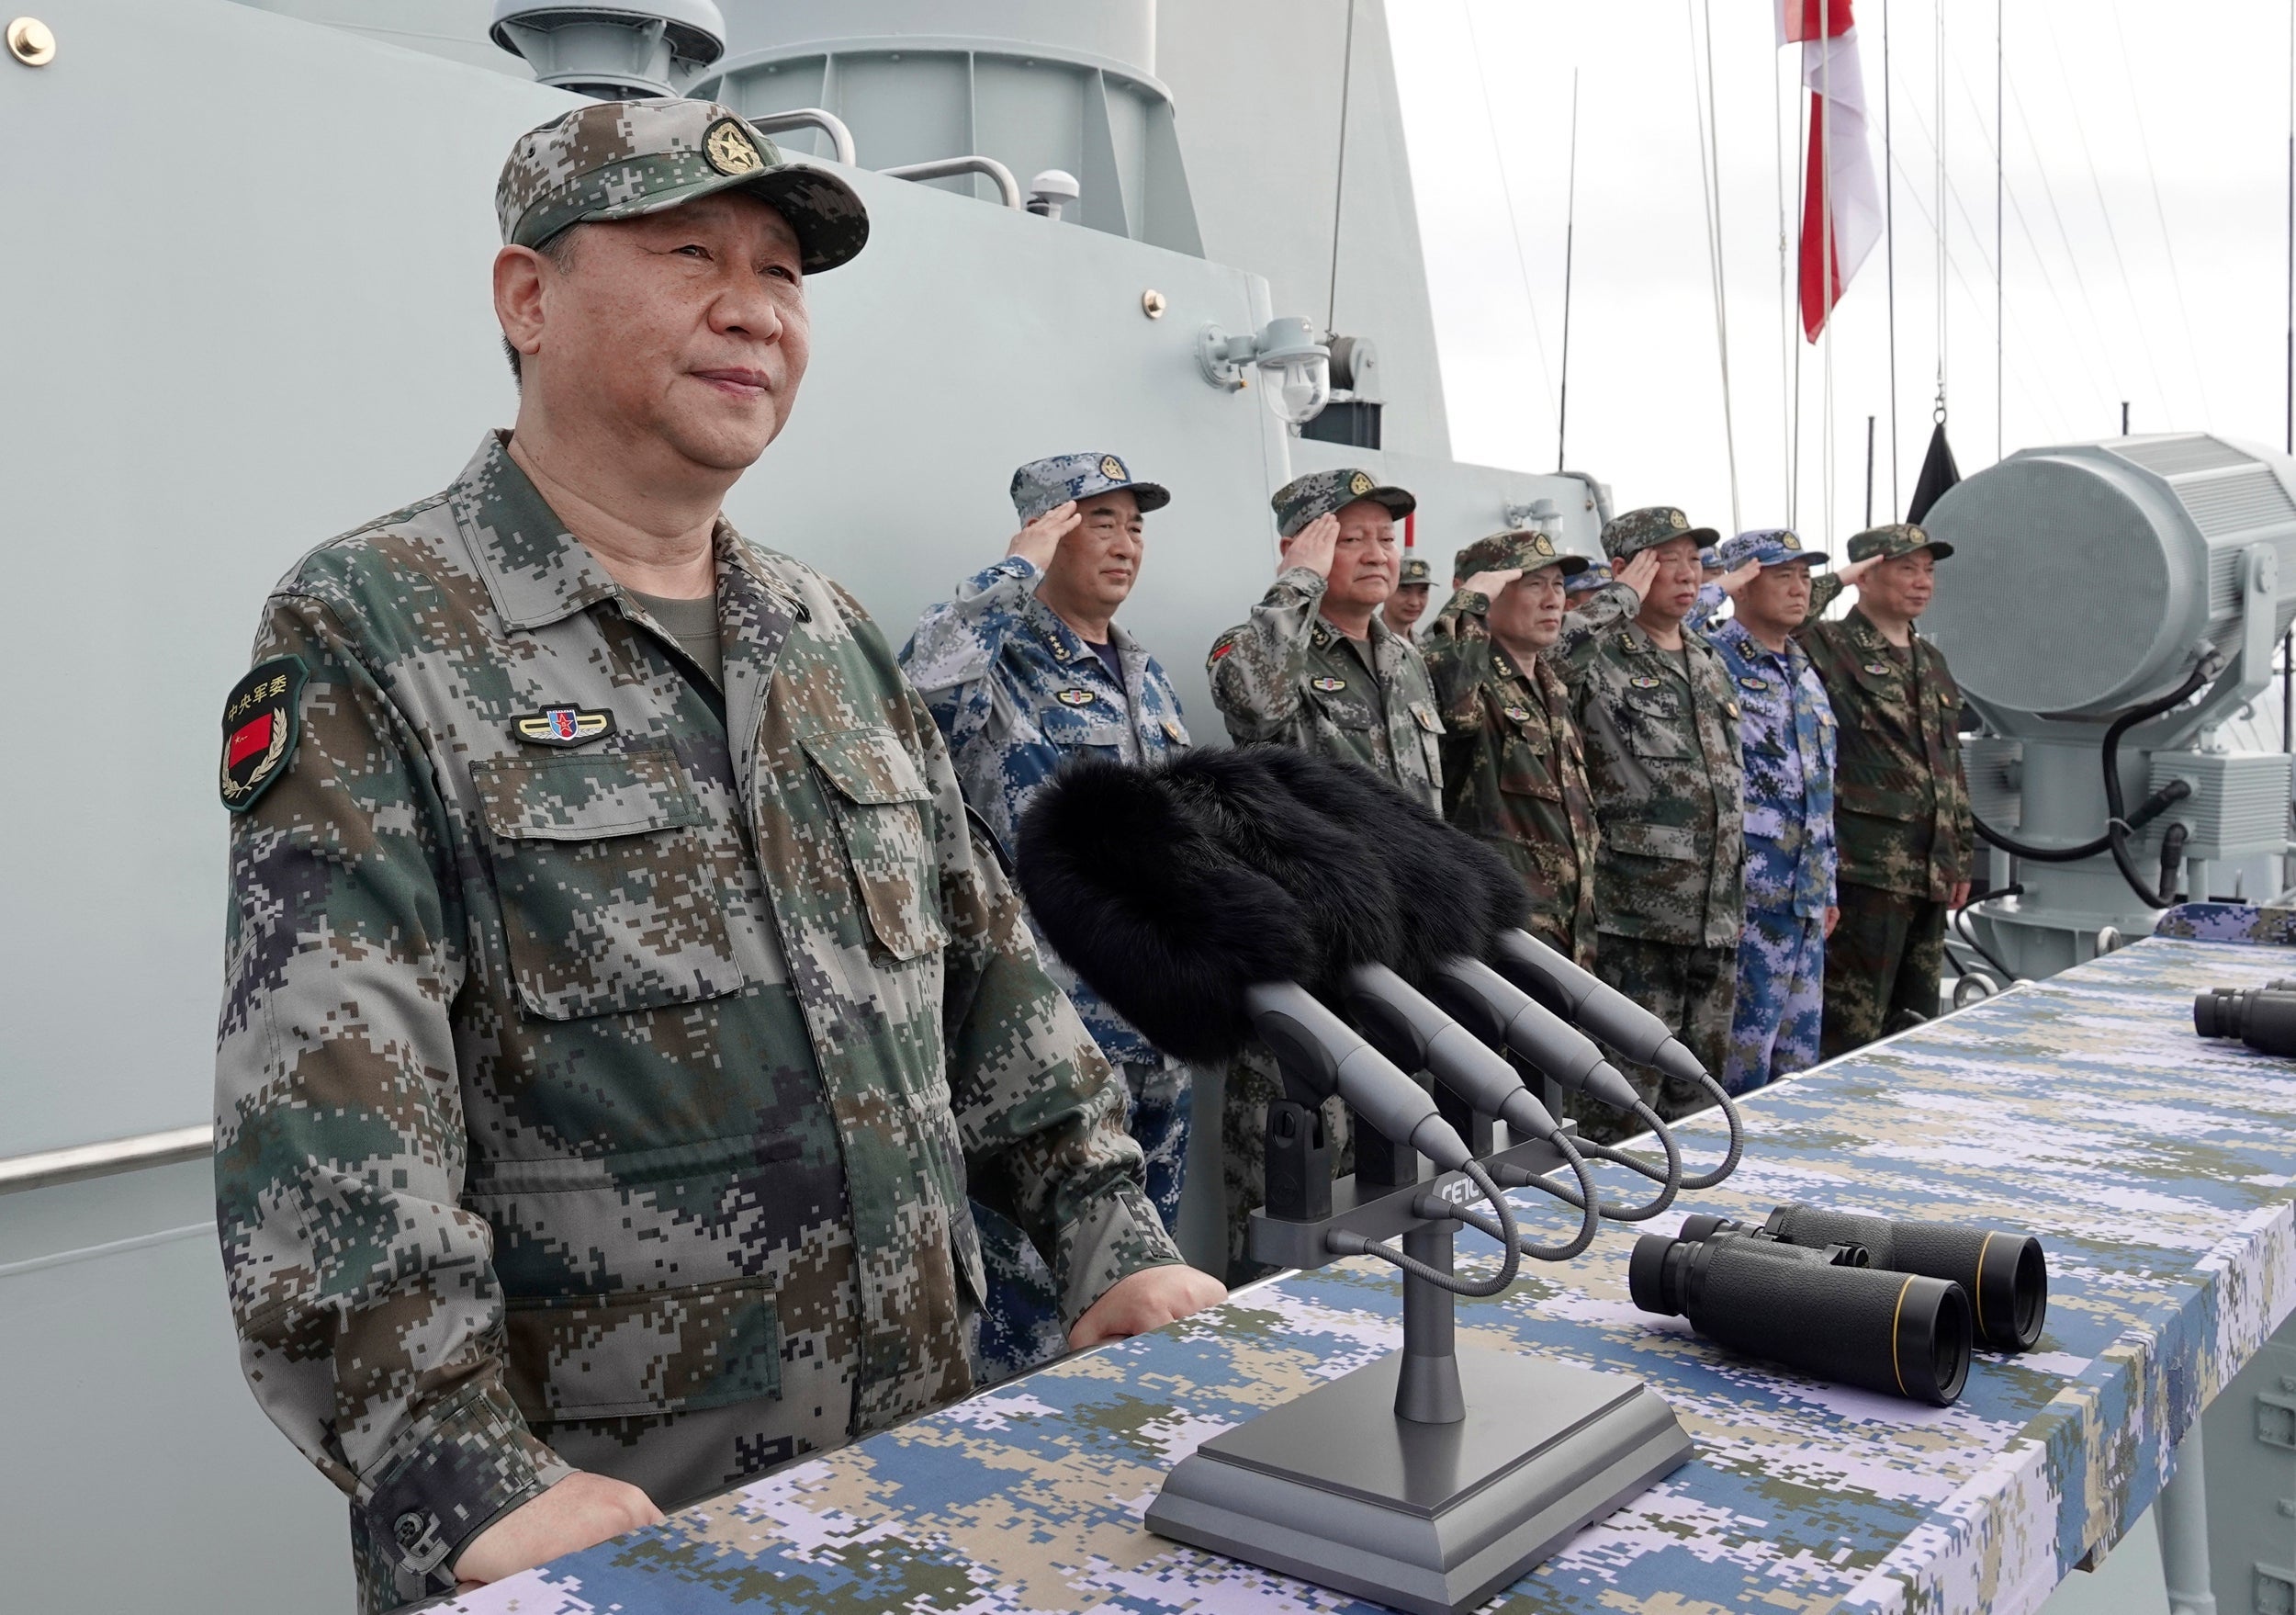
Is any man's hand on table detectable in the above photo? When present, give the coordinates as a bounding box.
[453,1471,665,1590]
[1067,1263,1228,1350]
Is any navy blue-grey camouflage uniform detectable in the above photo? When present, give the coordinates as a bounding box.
[901,452,1194,1383]
[1694,530,1840,1092]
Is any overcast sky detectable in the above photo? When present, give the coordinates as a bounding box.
[1387,0,2292,547]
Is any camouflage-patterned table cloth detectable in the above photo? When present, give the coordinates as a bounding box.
[445,931,2296,1615]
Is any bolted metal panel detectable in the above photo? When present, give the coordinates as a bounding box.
[2111,432,2256,478]
[1964,736,2024,830]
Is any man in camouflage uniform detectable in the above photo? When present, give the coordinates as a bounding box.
[1796,523,1973,1056]
[1206,467,1440,1277]
[1380,552,1435,638]
[900,453,1198,1383]
[212,100,1215,1612]
[1693,530,1840,1092]
[1423,527,1601,967]
[1551,506,1744,1135]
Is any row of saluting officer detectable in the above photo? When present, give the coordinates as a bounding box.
[897,457,1974,1316]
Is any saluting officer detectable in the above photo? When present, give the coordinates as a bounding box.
[1209,468,1445,811]
[1206,467,1440,1276]
[1697,529,1840,1091]
[1423,528,1601,966]
[211,101,1215,1610]
[901,453,1199,1383]
[1552,506,1745,1130]
[1381,553,1436,638]
[1795,523,1973,1056]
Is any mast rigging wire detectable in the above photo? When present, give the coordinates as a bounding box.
[2105,0,2210,421]
[2006,77,2125,409]
[1885,0,1899,517]
[1777,31,1795,520]
[1461,0,1558,413]
[1557,69,1581,474]
[1688,0,1742,532]
[2040,7,2172,427]
[1821,0,1837,547]
[1996,0,2004,461]
[1326,0,1356,332]
[1935,0,1948,427]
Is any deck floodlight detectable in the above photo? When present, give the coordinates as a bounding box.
[1198,315,1333,425]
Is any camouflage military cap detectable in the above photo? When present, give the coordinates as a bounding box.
[1009,453,1171,525]
[1847,521,1955,563]
[1452,528,1591,582]
[1396,556,1435,588]
[498,99,869,272]
[1602,505,1720,561]
[1564,557,1615,595]
[1271,468,1415,537]
[1699,544,1722,571]
[1719,527,1829,570]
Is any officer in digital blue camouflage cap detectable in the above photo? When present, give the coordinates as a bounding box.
[1381,552,1436,638]
[1793,521,1973,1062]
[217,99,1214,1611]
[1206,465,1439,1276]
[1564,556,1615,597]
[1548,503,1745,1136]
[901,454,1196,1382]
[1689,530,1840,1093]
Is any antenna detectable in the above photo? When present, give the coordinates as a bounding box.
[1556,68,1581,474]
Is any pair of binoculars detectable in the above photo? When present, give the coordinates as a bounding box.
[2195,981,2296,1057]
[1628,1205,2049,1407]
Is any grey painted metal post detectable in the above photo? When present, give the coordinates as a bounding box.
[2160,1424,2219,1615]
[1394,1223,1466,1425]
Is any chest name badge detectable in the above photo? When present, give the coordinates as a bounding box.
[219,655,308,814]
[1055,688,1097,706]
[1863,661,1893,677]
[1503,705,1534,723]
[1629,675,1663,689]
[1311,676,1349,693]
[514,706,616,748]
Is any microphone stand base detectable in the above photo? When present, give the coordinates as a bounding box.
[1144,1347,1690,1615]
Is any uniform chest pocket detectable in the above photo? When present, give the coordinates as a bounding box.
[473,747,746,1022]
[801,727,948,962]
[1030,694,1131,758]
[1496,709,1563,800]
[1618,689,1692,759]
[1304,678,1379,730]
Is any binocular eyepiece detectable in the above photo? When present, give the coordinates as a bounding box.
[2195,983,2296,1057]
[1753,1205,2047,1354]
[1630,1224,1972,1406]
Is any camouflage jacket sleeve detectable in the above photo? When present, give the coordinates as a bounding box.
[898,556,1042,756]
[1803,570,1845,623]
[891,650,1183,1323]
[1424,588,1500,734]
[1208,566,1328,742]
[214,593,569,1591]
[1547,582,1642,690]
[1684,581,1729,636]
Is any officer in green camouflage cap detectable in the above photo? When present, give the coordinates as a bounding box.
[1424,529,1604,969]
[1548,505,1744,1138]
[1794,522,1973,1058]
[1206,466,1439,1279]
[1380,552,1436,638]
[215,99,1215,1611]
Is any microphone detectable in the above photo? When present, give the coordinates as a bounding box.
[1490,929,1705,1090]
[1421,956,1641,1112]
[1012,754,1467,1165]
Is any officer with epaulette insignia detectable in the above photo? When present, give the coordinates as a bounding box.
[1795,522,1973,1056]
[1423,527,1602,968]
[1694,529,1840,1091]
[211,101,1217,1609]
[1381,552,1436,638]
[901,452,1201,1382]
[1206,467,1441,1276]
[1207,468,1444,811]
[1549,505,1746,1135]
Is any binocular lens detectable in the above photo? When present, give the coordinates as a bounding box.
[2193,987,2296,1057]
[1762,1204,2046,1354]
[1630,1231,1972,1406]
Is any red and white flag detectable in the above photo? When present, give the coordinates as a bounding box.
[1781,0,1882,341]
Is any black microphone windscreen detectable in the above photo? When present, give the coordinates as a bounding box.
[1013,755,1316,1065]
[1239,746,1532,982]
